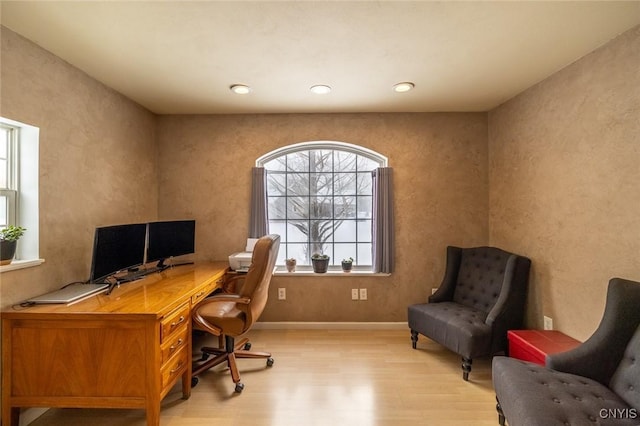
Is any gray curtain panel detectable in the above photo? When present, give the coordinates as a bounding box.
[249,167,268,238]
[372,167,394,273]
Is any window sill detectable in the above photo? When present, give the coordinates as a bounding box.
[274,269,390,277]
[0,258,45,273]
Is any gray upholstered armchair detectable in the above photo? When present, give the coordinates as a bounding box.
[492,278,640,426]
[408,246,531,380]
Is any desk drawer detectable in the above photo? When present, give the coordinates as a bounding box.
[161,303,190,343]
[161,325,188,364]
[161,345,188,390]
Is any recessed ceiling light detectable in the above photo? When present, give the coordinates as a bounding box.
[230,84,251,95]
[310,85,331,95]
[393,82,415,93]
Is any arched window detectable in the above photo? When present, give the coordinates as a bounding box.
[256,141,388,271]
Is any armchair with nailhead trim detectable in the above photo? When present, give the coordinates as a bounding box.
[407,246,531,380]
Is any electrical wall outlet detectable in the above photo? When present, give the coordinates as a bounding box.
[543,316,553,330]
[432,288,438,295]
[359,288,368,300]
[351,289,359,300]
[278,288,286,300]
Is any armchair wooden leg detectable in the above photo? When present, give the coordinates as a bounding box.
[461,357,472,381]
[410,330,419,349]
[496,396,506,425]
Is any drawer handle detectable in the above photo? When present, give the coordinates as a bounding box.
[169,338,184,353]
[170,360,184,375]
[170,316,185,329]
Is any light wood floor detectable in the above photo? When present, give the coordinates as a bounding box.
[30,329,500,426]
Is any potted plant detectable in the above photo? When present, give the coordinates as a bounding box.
[285,258,297,272]
[311,253,330,273]
[0,225,26,265]
[341,257,354,272]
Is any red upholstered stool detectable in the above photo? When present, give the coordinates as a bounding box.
[507,330,581,366]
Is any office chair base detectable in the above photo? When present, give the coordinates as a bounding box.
[191,335,274,392]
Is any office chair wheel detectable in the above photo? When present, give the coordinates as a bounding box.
[267,357,274,367]
[235,382,244,393]
[244,342,252,350]
[191,377,199,387]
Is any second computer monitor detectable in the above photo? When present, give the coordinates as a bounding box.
[146,220,196,268]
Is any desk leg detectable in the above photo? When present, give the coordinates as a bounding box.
[182,369,192,399]
[2,405,20,426]
[146,401,160,426]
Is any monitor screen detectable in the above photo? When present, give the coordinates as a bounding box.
[89,223,147,283]
[146,220,196,267]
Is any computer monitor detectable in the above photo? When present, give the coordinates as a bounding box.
[89,223,147,283]
[146,220,196,268]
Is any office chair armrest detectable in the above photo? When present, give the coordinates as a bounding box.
[222,275,246,293]
[200,293,251,305]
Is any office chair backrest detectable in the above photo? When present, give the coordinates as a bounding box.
[237,234,280,331]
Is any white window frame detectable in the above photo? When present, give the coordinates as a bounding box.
[0,117,42,272]
[257,141,387,272]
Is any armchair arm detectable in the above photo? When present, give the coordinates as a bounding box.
[547,278,640,386]
[485,255,530,326]
[429,246,462,303]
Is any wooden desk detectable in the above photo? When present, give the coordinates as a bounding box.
[508,330,581,366]
[1,262,228,426]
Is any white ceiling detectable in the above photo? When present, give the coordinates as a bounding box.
[2,1,639,115]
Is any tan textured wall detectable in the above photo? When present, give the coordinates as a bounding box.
[488,26,640,341]
[157,113,489,322]
[0,27,158,308]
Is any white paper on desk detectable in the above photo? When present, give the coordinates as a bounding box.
[245,238,259,252]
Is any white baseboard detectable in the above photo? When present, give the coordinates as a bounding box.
[253,321,408,330]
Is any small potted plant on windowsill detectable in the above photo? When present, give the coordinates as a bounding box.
[341,257,354,273]
[311,253,330,273]
[0,225,26,266]
[285,258,297,272]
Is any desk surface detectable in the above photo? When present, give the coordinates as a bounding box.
[3,261,228,319]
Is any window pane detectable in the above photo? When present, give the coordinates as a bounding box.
[310,173,332,196]
[335,243,357,263]
[0,160,6,188]
[309,150,332,172]
[286,243,310,263]
[0,195,6,227]
[335,151,357,172]
[268,197,286,220]
[357,219,372,242]
[287,221,308,242]
[287,197,309,219]
[267,173,286,196]
[358,156,379,170]
[357,243,373,265]
[357,172,372,195]
[287,173,309,196]
[0,128,7,158]
[268,220,286,238]
[264,157,286,171]
[334,173,356,195]
[357,196,372,218]
[334,220,356,242]
[335,196,356,219]
[287,151,309,171]
[310,197,332,219]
